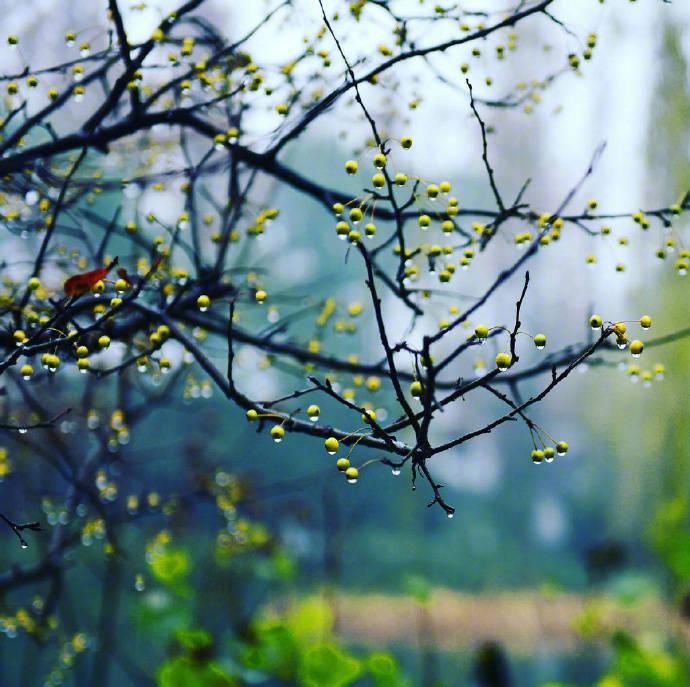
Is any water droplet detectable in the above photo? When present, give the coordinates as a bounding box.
[327,449,336,455]
[20,541,28,549]
[391,468,401,476]
[199,305,208,313]
[447,512,454,519]
[273,437,282,444]
[536,343,545,350]
[122,183,141,199]
[24,190,39,206]
[544,454,554,463]
[556,449,567,457]
[347,478,357,484]
[632,352,641,359]
[18,427,27,434]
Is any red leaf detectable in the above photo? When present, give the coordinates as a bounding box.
[63,258,118,297]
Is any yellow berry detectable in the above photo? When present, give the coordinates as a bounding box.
[474,325,489,339]
[629,340,644,357]
[495,353,512,371]
[345,466,359,483]
[406,381,423,401]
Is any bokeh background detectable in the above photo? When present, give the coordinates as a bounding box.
[1,1,690,685]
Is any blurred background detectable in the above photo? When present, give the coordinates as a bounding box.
[1,1,690,685]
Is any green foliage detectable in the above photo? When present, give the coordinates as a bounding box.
[158,658,236,687]
[649,497,690,581]
[150,547,191,587]
[596,630,688,687]
[298,644,362,687]
[239,596,406,686]
[402,574,432,604]
[157,629,236,687]
[367,652,408,687]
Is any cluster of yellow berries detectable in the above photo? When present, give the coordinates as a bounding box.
[589,315,650,356]
[335,146,460,251]
[324,437,360,483]
[245,407,365,483]
[531,442,569,464]
[587,314,665,383]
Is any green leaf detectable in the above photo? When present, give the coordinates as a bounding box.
[241,623,299,680]
[298,643,362,687]
[597,630,689,687]
[367,652,407,687]
[157,657,236,687]
[150,547,191,587]
[175,628,212,653]
[285,596,334,644]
